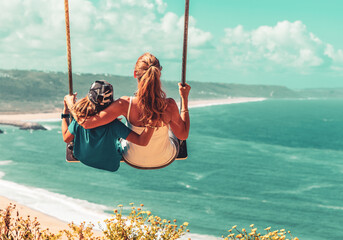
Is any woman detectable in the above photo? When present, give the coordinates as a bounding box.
[62,80,155,172]
[66,53,191,169]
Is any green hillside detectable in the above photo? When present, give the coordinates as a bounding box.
[1,69,342,113]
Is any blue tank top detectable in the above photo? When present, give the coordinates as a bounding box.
[68,119,131,172]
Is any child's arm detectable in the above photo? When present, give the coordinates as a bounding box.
[62,100,74,143]
[126,126,155,146]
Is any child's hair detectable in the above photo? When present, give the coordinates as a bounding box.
[72,96,98,124]
[134,52,167,125]
[72,80,114,124]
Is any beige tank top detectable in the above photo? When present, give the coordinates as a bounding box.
[121,97,177,168]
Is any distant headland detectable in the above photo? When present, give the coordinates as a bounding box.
[1,69,343,115]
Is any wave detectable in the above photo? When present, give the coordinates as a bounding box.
[317,204,343,211]
[263,184,333,195]
[0,177,111,229]
[0,177,221,239]
[0,160,13,166]
[188,97,266,109]
[181,233,219,240]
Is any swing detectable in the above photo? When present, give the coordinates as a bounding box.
[64,0,190,169]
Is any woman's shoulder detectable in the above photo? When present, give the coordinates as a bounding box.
[119,96,131,102]
[165,98,180,119]
[112,96,130,108]
[166,97,177,105]
[166,98,178,110]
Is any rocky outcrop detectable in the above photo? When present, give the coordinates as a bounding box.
[0,120,47,130]
[0,129,3,134]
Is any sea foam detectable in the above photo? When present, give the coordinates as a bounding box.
[0,178,111,228]
[0,160,13,166]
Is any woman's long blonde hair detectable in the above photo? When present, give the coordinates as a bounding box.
[135,53,167,125]
[72,96,98,124]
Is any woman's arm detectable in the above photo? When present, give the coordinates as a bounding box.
[81,100,127,129]
[64,95,127,129]
[169,83,191,140]
[61,100,74,143]
[126,126,155,146]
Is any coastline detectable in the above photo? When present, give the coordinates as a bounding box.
[0,196,71,235]
[0,97,263,240]
[0,97,266,122]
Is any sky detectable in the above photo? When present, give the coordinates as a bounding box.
[1,0,343,89]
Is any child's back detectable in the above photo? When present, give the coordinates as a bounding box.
[69,119,131,172]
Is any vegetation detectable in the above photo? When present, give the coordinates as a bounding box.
[3,68,342,113]
[0,203,189,240]
[222,225,299,240]
[0,203,300,240]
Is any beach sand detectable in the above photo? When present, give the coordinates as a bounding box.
[0,97,265,239]
[0,196,104,238]
[0,196,74,236]
[0,98,266,122]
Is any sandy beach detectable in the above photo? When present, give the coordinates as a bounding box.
[0,97,265,239]
[0,97,266,122]
[0,196,75,236]
[0,196,105,238]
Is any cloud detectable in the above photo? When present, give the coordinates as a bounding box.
[325,44,343,71]
[219,20,342,73]
[0,0,211,79]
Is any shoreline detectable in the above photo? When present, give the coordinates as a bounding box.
[0,97,266,122]
[0,97,262,240]
[0,196,104,239]
[0,193,217,240]
[0,196,73,236]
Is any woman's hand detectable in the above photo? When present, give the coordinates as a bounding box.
[178,83,191,100]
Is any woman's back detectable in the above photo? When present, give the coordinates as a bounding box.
[121,97,178,169]
[121,96,173,127]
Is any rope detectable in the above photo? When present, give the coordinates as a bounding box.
[181,0,190,86]
[179,0,190,114]
[64,0,73,96]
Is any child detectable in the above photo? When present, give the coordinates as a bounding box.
[61,80,155,172]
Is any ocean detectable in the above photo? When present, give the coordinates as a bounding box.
[1,99,343,240]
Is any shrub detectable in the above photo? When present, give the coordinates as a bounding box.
[0,203,189,240]
[0,203,62,239]
[222,224,299,240]
[1,203,299,240]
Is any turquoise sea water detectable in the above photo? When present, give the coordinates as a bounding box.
[1,99,343,240]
